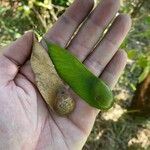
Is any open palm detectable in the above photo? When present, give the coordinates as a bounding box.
[0,0,131,149]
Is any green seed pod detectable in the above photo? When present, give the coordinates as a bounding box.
[45,40,114,110]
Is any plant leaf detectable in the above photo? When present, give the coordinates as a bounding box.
[127,49,137,60]
[46,41,114,110]
[138,66,150,83]
[52,0,69,7]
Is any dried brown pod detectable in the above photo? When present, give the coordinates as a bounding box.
[54,86,75,115]
[30,36,75,115]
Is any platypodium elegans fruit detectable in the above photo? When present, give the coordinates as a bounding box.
[31,35,114,116]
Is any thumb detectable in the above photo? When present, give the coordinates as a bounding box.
[0,31,33,85]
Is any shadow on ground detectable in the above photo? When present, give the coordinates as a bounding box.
[83,112,150,150]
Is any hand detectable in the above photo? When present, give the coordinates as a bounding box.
[0,0,131,149]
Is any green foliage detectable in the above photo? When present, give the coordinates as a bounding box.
[144,16,150,25]
[120,1,150,86]
[138,66,150,83]
[127,50,150,83]
[138,53,150,82]
[0,0,70,45]
[52,0,69,6]
[127,49,137,60]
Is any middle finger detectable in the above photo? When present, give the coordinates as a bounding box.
[68,0,120,61]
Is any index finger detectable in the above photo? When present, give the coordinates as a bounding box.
[41,0,94,47]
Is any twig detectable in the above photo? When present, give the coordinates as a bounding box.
[131,0,146,18]
[32,7,47,30]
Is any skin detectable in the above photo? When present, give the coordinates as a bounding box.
[0,0,131,149]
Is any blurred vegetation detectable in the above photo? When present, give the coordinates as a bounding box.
[0,0,150,149]
[120,0,150,89]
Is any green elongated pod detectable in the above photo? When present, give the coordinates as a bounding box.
[45,41,114,110]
